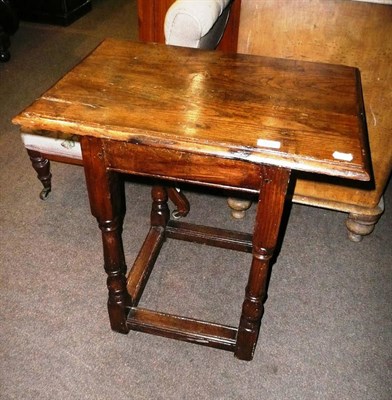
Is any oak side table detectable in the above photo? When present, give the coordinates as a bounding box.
[13,39,370,361]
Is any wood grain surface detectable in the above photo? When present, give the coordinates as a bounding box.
[13,39,370,180]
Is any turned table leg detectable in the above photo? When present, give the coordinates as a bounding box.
[81,137,130,334]
[345,198,384,242]
[227,197,252,219]
[152,185,170,227]
[235,166,291,361]
[26,149,52,200]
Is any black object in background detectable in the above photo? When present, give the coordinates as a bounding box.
[14,0,92,26]
[0,0,19,62]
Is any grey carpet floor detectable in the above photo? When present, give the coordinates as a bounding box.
[1,1,391,399]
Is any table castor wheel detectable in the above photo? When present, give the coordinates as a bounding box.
[39,187,51,201]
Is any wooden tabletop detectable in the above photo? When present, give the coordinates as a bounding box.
[13,39,370,180]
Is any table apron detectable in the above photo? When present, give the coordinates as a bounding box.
[98,139,264,193]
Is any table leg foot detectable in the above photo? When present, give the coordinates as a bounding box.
[234,253,269,361]
[227,197,252,219]
[100,216,130,334]
[345,198,384,242]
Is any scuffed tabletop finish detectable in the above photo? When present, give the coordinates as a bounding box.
[13,39,370,180]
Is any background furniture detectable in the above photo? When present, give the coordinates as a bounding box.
[0,0,18,62]
[164,0,231,49]
[137,0,241,53]
[14,0,91,25]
